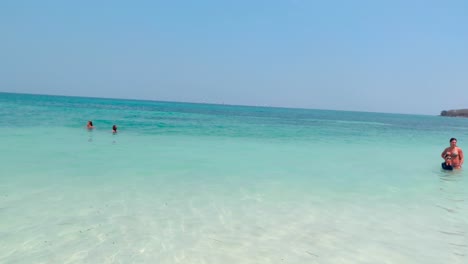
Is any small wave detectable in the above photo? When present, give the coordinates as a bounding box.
[334,120,390,126]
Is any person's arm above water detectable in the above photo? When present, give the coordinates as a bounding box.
[459,148,464,165]
[441,148,448,159]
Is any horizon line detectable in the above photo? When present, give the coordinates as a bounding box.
[0,90,434,116]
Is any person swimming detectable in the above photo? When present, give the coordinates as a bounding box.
[112,125,117,134]
[441,138,464,169]
[87,121,94,130]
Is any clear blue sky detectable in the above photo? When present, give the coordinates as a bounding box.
[1,0,467,114]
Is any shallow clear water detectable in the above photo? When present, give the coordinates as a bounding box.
[0,92,467,263]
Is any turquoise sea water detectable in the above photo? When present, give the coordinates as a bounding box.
[0,92,467,263]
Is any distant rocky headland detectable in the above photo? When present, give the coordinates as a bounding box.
[440,109,468,117]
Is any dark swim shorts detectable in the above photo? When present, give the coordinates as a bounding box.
[442,162,453,170]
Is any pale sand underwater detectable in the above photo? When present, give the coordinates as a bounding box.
[0,93,467,263]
